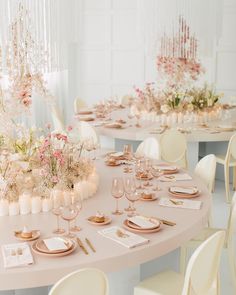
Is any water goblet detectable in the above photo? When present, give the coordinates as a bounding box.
[111,177,124,215]
[70,192,83,232]
[126,189,141,217]
[124,177,136,212]
[61,205,78,238]
[52,193,65,234]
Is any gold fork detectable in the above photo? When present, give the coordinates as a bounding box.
[116,229,129,238]
[170,199,184,205]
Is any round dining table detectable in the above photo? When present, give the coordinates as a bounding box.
[0,158,211,294]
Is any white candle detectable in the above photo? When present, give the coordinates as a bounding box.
[0,199,9,216]
[19,193,31,215]
[31,196,42,214]
[9,202,20,216]
[42,198,53,212]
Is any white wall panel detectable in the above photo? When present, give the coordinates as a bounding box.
[112,51,144,83]
[112,0,137,10]
[216,51,236,90]
[79,50,110,82]
[112,12,139,47]
[82,0,110,10]
[80,83,111,105]
[83,14,110,46]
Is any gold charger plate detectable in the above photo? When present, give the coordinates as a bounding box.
[104,123,124,129]
[32,240,77,257]
[14,230,40,241]
[123,219,162,233]
[35,237,74,254]
[87,216,112,226]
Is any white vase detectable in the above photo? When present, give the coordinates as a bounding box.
[42,198,53,212]
[0,199,9,216]
[19,193,31,215]
[31,197,42,214]
[9,202,20,216]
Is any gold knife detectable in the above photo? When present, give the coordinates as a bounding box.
[85,238,96,253]
[77,238,88,255]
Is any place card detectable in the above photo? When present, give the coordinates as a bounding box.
[159,173,192,182]
[43,237,68,251]
[128,216,158,229]
[1,242,34,268]
[98,226,149,249]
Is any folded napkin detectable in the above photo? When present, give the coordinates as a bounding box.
[170,186,198,194]
[153,165,177,171]
[128,216,159,229]
[159,197,202,210]
[98,226,149,249]
[1,242,34,268]
[159,173,192,182]
[43,237,68,251]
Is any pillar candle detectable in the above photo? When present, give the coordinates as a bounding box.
[9,202,20,216]
[0,199,9,216]
[19,193,31,215]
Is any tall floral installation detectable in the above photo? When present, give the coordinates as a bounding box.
[131,16,224,125]
[0,4,98,216]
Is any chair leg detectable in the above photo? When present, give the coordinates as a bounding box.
[179,246,187,274]
[227,245,236,292]
[224,164,230,203]
[233,167,236,191]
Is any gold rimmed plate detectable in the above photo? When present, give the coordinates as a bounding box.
[35,237,74,254]
[168,187,200,199]
[14,230,40,241]
[32,240,77,257]
[123,219,162,233]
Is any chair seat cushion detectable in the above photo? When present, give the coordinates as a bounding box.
[134,270,184,295]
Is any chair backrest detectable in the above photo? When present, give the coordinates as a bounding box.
[79,121,99,145]
[74,98,87,114]
[51,105,65,133]
[160,129,188,168]
[49,268,109,295]
[182,231,225,295]
[194,154,216,192]
[226,132,236,161]
[135,137,160,160]
[226,191,236,246]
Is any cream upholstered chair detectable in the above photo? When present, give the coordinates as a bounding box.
[134,231,225,295]
[179,191,236,291]
[49,268,109,295]
[51,104,65,133]
[215,132,236,203]
[160,129,188,168]
[135,137,160,160]
[194,154,216,193]
[74,98,87,114]
[79,121,99,145]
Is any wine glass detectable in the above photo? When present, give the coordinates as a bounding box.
[124,177,136,212]
[61,205,78,238]
[70,192,83,232]
[111,177,124,215]
[123,144,133,160]
[126,188,141,217]
[52,192,65,234]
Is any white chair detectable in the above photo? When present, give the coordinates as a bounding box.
[74,98,87,114]
[134,231,225,295]
[180,191,236,291]
[160,129,188,168]
[194,154,216,193]
[215,132,236,203]
[49,268,109,295]
[79,121,99,145]
[51,104,65,133]
[135,137,160,160]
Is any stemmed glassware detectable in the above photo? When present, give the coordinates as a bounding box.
[52,193,65,234]
[126,187,140,217]
[61,203,78,238]
[124,177,136,212]
[111,177,124,215]
[70,192,83,232]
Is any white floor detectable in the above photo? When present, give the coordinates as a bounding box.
[0,180,235,295]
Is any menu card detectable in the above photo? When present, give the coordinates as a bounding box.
[159,173,192,182]
[98,226,149,249]
[1,242,34,268]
